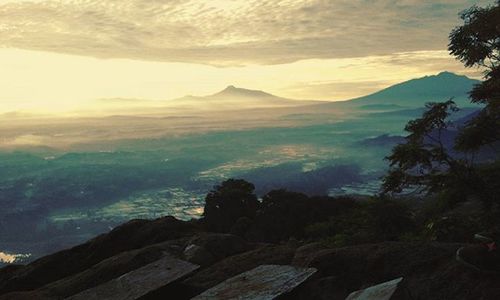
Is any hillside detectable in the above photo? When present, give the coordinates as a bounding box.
[313,71,480,110]
[1,213,499,300]
[1,177,500,299]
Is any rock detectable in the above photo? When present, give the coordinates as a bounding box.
[192,265,317,300]
[284,242,500,300]
[183,245,297,292]
[0,239,190,300]
[67,255,199,300]
[183,244,216,266]
[183,233,251,266]
[292,242,329,266]
[345,277,403,300]
[4,223,500,300]
[0,216,197,296]
[0,291,53,300]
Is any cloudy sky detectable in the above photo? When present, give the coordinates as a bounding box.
[0,0,492,112]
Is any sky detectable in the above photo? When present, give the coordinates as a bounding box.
[0,0,493,113]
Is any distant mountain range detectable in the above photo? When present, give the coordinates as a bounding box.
[166,71,480,111]
[1,71,481,119]
[333,71,480,109]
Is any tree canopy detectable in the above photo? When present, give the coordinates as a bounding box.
[383,1,500,208]
[202,179,259,232]
[449,1,500,151]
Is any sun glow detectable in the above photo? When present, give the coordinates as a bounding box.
[0,48,476,115]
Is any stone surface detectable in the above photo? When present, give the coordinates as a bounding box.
[345,277,403,300]
[292,242,329,267]
[192,264,317,300]
[184,233,251,265]
[183,245,297,291]
[183,244,216,266]
[67,255,199,300]
[0,216,197,295]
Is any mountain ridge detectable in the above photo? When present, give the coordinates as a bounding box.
[208,85,280,99]
[1,72,481,117]
[166,85,322,109]
[168,71,480,111]
[343,71,480,108]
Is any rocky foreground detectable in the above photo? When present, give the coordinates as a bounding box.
[0,216,499,299]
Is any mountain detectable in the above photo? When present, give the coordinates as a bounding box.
[19,72,479,119]
[25,72,480,118]
[208,85,278,100]
[313,72,480,110]
[350,71,480,107]
[166,86,323,110]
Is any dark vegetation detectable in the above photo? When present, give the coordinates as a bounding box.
[200,0,500,247]
[202,179,417,245]
[384,0,500,212]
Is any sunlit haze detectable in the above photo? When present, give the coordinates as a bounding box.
[0,0,489,114]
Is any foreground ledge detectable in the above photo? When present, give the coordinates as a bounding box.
[67,254,199,300]
[345,277,404,300]
[192,264,317,300]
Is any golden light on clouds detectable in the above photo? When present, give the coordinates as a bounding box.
[0,0,491,65]
[0,48,480,113]
[0,251,16,263]
[0,0,491,113]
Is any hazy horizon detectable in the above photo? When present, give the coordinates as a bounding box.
[0,0,492,114]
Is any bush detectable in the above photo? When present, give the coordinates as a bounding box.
[246,190,357,242]
[305,198,416,246]
[202,179,260,232]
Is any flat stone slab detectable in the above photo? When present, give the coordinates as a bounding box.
[67,255,199,300]
[192,264,317,300]
[345,277,403,300]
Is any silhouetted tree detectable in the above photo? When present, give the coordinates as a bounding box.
[382,100,467,194]
[203,179,259,232]
[449,1,500,151]
[383,1,500,208]
[247,189,357,242]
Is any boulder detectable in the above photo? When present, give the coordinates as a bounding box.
[67,255,199,300]
[182,233,251,266]
[283,242,500,300]
[345,277,403,300]
[292,242,329,266]
[183,244,216,266]
[0,239,189,300]
[183,245,297,292]
[192,265,317,300]
[0,216,197,295]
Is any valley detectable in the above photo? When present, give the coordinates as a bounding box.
[0,72,481,265]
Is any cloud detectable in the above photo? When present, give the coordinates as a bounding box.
[273,50,483,100]
[0,0,494,65]
[0,47,482,111]
[282,80,393,100]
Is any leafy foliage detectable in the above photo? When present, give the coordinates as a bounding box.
[382,101,469,195]
[202,179,260,232]
[246,190,356,242]
[449,1,500,151]
[304,198,415,246]
[384,1,500,208]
